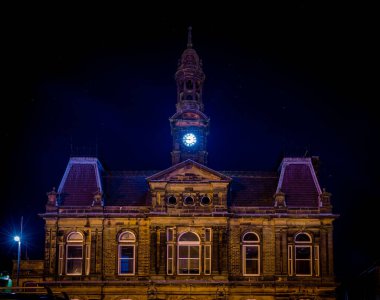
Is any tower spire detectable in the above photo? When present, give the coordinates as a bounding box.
[170,27,209,165]
[187,26,192,48]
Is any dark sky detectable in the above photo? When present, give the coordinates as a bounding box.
[1,2,378,287]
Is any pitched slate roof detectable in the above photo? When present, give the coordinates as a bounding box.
[222,171,278,207]
[103,171,156,206]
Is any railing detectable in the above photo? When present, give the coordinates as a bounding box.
[0,286,69,299]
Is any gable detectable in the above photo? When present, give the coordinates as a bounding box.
[147,159,231,183]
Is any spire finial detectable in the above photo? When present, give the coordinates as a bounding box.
[187,26,192,48]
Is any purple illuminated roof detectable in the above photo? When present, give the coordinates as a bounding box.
[56,157,322,209]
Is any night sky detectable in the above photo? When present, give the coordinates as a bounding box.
[1,2,378,289]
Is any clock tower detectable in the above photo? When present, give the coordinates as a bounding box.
[170,27,210,165]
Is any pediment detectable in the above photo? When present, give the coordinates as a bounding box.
[146,160,231,183]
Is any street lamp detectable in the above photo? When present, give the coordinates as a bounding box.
[14,235,21,286]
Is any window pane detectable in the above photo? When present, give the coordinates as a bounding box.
[205,246,210,258]
[245,260,258,275]
[243,232,258,242]
[179,232,199,241]
[296,247,311,259]
[179,246,188,258]
[120,246,134,259]
[120,231,135,242]
[245,246,258,259]
[167,258,173,274]
[67,246,82,258]
[189,259,199,273]
[68,232,83,241]
[296,260,311,275]
[120,259,133,273]
[67,260,82,274]
[168,246,173,258]
[295,233,310,242]
[205,259,211,274]
[190,246,199,257]
[179,259,187,273]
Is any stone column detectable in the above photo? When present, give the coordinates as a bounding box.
[275,229,282,274]
[327,225,334,276]
[320,227,328,277]
[281,230,287,275]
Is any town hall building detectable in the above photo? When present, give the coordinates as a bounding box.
[21,28,338,299]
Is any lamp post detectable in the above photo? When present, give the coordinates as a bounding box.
[14,235,21,286]
[14,216,23,287]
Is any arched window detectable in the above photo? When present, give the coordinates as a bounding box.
[294,232,312,276]
[66,232,83,275]
[178,232,200,275]
[118,231,136,275]
[242,232,260,276]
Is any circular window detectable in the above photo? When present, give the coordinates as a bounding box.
[167,196,177,205]
[200,196,211,206]
[184,196,194,205]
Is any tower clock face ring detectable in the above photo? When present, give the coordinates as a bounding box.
[183,133,197,147]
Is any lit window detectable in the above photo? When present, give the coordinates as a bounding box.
[66,232,83,275]
[242,232,260,276]
[118,231,136,275]
[178,232,200,275]
[294,232,312,276]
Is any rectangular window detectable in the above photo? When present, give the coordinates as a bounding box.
[295,245,312,276]
[66,245,83,275]
[167,228,175,275]
[178,245,200,274]
[314,245,320,276]
[85,244,90,275]
[243,245,260,275]
[288,245,293,276]
[118,245,135,275]
[204,245,211,275]
[167,244,174,275]
[58,244,64,275]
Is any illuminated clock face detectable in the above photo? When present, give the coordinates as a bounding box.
[182,133,197,147]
